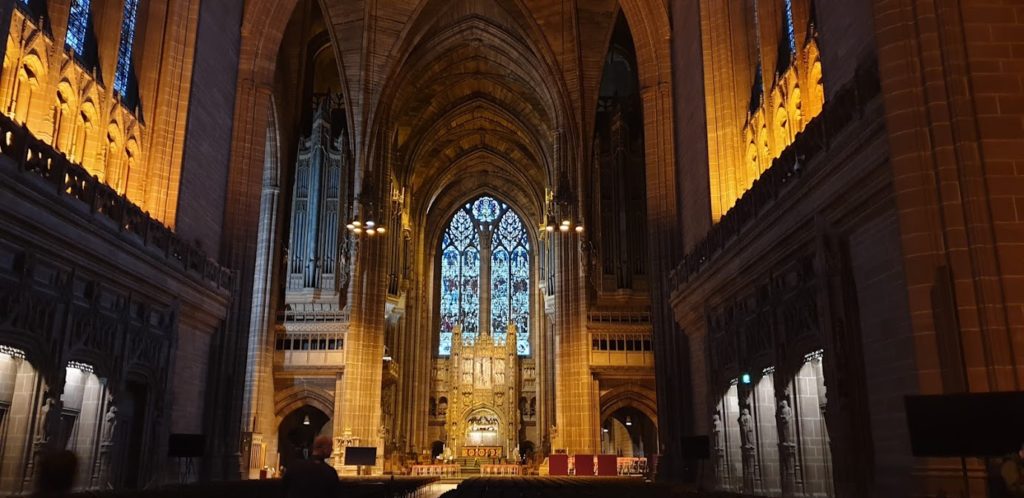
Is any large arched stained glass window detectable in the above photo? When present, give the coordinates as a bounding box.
[438,196,531,356]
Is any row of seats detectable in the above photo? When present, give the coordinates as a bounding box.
[63,476,439,498]
[440,477,671,498]
[439,476,773,498]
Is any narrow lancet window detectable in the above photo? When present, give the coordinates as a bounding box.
[114,0,140,96]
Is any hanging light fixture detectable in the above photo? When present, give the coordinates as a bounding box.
[625,416,632,427]
[540,5,583,238]
[544,158,584,235]
[302,415,311,426]
[347,176,386,237]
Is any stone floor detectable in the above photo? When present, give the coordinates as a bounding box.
[421,481,459,498]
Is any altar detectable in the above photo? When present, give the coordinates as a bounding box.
[462,446,502,458]
[442,323,520,459]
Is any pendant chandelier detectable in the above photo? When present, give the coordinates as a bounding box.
[346,176,386,236]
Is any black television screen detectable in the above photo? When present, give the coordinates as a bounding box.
[904,391,1024,457]
[168,434,205,458]
[344,446,377,466]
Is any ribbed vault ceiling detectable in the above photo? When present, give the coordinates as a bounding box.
[382,13,561,217]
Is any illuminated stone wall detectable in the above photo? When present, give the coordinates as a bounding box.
[0,1,202,225]
[702,0,826,221]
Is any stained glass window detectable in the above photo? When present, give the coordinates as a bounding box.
[783,0,797,55]
[65,0,91,57]
[114,0,140,96]
[439,196,531,356]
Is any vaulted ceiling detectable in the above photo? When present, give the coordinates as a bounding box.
[257,0,661,235]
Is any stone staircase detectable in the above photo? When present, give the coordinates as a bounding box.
[454,456,494,475]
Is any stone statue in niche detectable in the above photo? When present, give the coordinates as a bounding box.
[102,404,118,443]
[739,408,755,449]
[35,392,55,443]
[778,397,798,493]
[711,412,724,450]
[778,399,794,445]
[438,397,448,417]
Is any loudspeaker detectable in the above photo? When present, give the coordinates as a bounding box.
[905,391,1024,457]
[343,446,377,466]
[168,434,205,458]
[681,435,711,459]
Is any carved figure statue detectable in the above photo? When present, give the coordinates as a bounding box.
[438,398,448,417]
[739,408,755,449]
[102,404,118,442]
[35,393,56,443]
[711,412,724,450]
[778,399,794,445]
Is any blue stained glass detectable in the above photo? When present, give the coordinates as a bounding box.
[461,246,480,340]
[449,210,475,250]
[491,248,510,339]
[114,0,140,96]
[511,246,530,355]
[438,196,531,356]
[472,197,500,222]
[784,0,797,54]
[494,209,531,355]
[439,246,461,356]
[65,0,91,57]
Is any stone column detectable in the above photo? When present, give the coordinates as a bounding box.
[553,227,596,454]
[338,206,388,473]
[331,373,345,473]
[239,125,281,478]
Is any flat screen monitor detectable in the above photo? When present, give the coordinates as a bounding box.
[344,446,377,466]
[168,434,205,458]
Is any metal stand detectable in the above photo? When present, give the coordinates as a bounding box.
[179,457,196,483]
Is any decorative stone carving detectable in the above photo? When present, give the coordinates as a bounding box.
[738,408,755,449]
[102,404,118,443]
[35,393,55,443]
[777,399,794,445]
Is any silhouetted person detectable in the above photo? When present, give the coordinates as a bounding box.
[34,449,77,497]
[283,436,339,498]
[1002,443,1024,497]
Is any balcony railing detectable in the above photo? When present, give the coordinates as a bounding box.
[274,331,347,367]
[669,57,881,289]
[588,310,651,325]
[589,331,654,368]
[0,114,234,290]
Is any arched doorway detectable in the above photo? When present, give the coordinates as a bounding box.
[601,407,657,457]
[277,405,330,471]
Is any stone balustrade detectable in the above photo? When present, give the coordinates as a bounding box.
[669,57,881,289]
[274,330,347,367]
[0,113,233,290]
[589,332,654,368]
